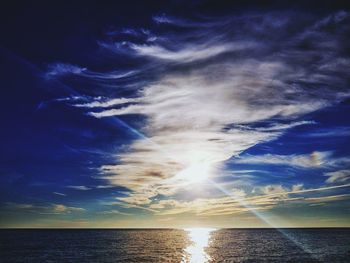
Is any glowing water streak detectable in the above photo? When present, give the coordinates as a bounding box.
[183,228,214,263]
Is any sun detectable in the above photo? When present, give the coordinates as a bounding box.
[174,163,213,184]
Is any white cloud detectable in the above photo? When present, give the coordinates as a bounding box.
[325,170,350,184]
[53,192,66,196]
[46,63,86,77]
[99,209,132,216]
[129,42,254,63]
[74,97,140,108]
[66,185,91,191]
[234,151,350,169]
[52,204,85,214]
[234,151,333,168]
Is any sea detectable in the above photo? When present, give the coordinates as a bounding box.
[0,228,349,262]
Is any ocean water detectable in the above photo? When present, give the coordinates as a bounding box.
[0,228,349,262]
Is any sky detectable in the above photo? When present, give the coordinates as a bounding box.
[1,0,350,228]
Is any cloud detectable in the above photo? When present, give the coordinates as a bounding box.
[95,185,115,189]
[325,170,350,184]
[66,185,92,191]
[233,151,350,168]
[152,14,196,26]
[151,13,224,28]
[301,127,350,138]
[250,183,350,200]
[304,194,350,204]
[46,63,86,77]
[74,97,140,108]
[53,192,66,196]
[52,204,85,214]
[99,209,132,216]
[144,183,350,217]
[109,201,158,213]
[4,203,85,214]
[56,11,350,213]
[234,151,333,168]
[129,42,253,63]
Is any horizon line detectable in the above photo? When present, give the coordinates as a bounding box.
[1,226,350,230]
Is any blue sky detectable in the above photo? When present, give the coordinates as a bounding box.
[1,1,350,228]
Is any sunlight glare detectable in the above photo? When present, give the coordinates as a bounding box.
[183,228,215,263]
[174,163,212,184]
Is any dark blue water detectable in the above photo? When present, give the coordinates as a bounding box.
[0,228,349,262]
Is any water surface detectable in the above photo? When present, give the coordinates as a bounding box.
[0,228,349,262]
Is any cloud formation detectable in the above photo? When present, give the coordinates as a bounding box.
[54,11,350,213]
[134,183,350,217]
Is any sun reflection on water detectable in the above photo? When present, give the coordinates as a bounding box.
[183,228,215,263]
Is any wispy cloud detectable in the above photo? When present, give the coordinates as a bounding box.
[325,170,350,184]
[99,209,132,216]
[53,192,66,196]
[4,202,85,214]
[233,151,350,168]
[129,42,253,63]
[233,151,333,168]
[46,63,86,77]
[66,185,92,191]
[74,97,140,108]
